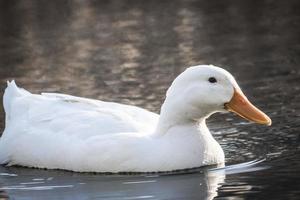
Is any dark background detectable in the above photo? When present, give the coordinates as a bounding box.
[0,0,299,199]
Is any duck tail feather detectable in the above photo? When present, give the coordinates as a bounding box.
[3,80,30,117]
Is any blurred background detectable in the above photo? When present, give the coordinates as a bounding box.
[0,0,299,199]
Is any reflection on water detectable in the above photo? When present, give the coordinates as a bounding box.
[0,0,299,199]
[0,160,269,200]
[0,165,225,200]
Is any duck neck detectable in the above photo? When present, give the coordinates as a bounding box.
[154,98,209,136]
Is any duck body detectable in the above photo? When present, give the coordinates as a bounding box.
[0,81,223,172]
[0,65,270,173]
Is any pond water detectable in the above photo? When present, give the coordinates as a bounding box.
[0,0,299,199]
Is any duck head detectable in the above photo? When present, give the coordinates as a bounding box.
[159,65,271,130]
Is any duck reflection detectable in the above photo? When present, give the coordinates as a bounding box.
[116,169,225,200]
[0,165,225,200]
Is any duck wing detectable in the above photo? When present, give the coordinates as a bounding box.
[2,81,159,139]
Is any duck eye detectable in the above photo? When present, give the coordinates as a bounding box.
[208,77,217,83]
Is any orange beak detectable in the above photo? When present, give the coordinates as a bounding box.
[224,88,272,126]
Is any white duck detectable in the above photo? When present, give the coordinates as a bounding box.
[0,65,271,173]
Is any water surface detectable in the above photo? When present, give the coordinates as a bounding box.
[0,0,299,199]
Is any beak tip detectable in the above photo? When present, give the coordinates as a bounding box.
[266,118,272,126]
[261,115,272,126]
